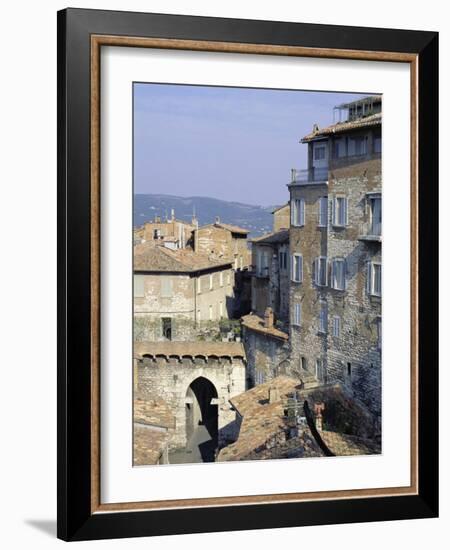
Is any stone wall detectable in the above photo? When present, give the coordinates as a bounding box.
[137,355,246,448]
[242,327,291,387]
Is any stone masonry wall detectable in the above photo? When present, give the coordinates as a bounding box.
[137,356,246,448]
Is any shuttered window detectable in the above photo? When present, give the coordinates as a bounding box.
[293,303,301,326]
[367,261,382,296]
[161,277,173,298]
[331,259,346,290]
[291,198,305,227]
[332,196,348,227]
[318,197,328,227]
[291,254,303,283]
[134,275,145,297]
[313,257,328,287]
[319,303,327,333]
[332,316,341,338]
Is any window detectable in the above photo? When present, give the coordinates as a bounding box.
[350,136,368,156]
[209,305,213,320]
[291,254,303,283]
[134,275,145,298]
[369,196,382,236]
[197,277,202,294]
[209,274,213,290]
[257,249,269,277]
[315,359,324,381]
[162,318,172,340]
[219,301,224,318]
[219,271,224,287]
[318,197,328,227]
[347,362,352,377]
[301,357,307,371]
[333,139,345,158]
[293,303,301,326]
[374,136,382,154]
[161,277,173,298]
[255,370,265,385]
[291,198,305,227]
[367,262,382,296]
[331,258,346,290]
[318,303,327,333]
[332,196,348,227]
[314,145,326,160]
[313,257,328,287]
[279,251,287,270]
[332,316,341,338]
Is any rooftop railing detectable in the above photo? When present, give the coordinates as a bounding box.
[290,167,328,185]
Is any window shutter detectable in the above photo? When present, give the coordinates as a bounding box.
[367,261,372,294]
[344,197,348,226]
[299,255,303,282]
[300,199,305,226]
[291,200,295,226]
[332,198,336,226]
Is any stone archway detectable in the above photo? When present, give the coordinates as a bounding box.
[183,377,218,462]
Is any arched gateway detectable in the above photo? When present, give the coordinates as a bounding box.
[135,341,247,452]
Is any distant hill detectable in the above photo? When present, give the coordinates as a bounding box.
[134,194,281,237]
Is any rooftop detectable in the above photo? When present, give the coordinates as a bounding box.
[135,340,246,360]
[252,229,289,246]
[301,112,381,143]
[134,242,232,273]
[133,425,170,466]
[241,313,289,341]
[197,221,249,235]
[134,395,176,430]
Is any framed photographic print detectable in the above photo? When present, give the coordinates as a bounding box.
[57,8,438,541]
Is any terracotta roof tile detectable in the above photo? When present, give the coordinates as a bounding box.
[241,314,289,341]
[134,242,232,273]
[301,112,381,143]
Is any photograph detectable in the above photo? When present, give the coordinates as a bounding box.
[132,84,383,466]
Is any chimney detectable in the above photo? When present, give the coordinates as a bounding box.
[268,387,280,404]
[192,215,199,229]
[312,123,319,133]
[264,307,274,329]
[215,216,220,224]
[155,215,161,223]
[314,402,325,432]
[171,208,175,221]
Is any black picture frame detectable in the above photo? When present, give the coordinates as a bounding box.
[57,7,438,541]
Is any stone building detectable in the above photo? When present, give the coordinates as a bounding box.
[272,203,290,232]
[193,218,251,270]
[250,229,290,322]
[134,341,246,451]
[134,210,198,249]
[134,243,235,341]
[288,95,382,417]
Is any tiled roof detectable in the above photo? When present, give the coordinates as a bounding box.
[241,313,289,341]
[218,378,381,461]
[252,229,289,245]
[301,112,382,143]
[134,242,232,273]
[135,340,246,359]
[214,222,249,235]
[134,396,175,430]
[217,376,303,461]
[133,425,170,466]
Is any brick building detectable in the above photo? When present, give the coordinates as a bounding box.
[288,95,382,417]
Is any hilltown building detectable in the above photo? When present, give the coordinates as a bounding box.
[193,218,251,270]
[134,243,235,342]
[134,210,198,249]
[272,203,290,232]
[288,95,382,418]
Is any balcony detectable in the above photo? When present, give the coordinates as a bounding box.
[290,167,328,186]
[358,221,382,243]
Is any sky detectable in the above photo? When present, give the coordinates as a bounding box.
[133,84,369,207]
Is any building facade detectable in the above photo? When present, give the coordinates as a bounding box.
[288,95,382,417]
[134,243,235,342]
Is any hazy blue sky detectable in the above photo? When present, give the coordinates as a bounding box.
[134,84,368,206]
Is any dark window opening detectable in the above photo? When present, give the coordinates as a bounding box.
[347,362,352,377]
[162,317,172,340]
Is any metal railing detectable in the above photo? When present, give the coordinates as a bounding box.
[290,167,328,184]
